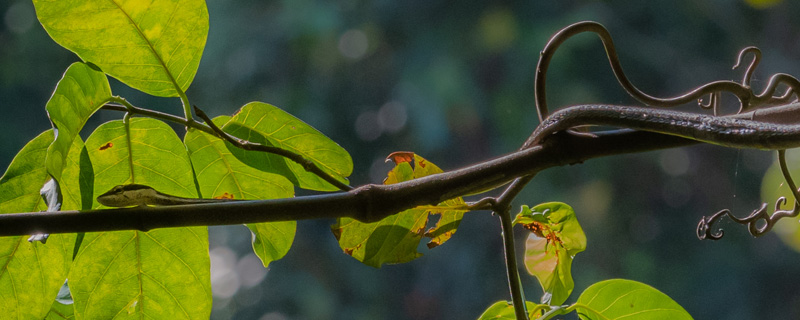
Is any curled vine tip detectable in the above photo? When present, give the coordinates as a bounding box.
[697,198,800,240]
[697,210,726,240]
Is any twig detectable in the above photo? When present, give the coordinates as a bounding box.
[0,129,708,236]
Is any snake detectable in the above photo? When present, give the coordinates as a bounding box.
[525,103,800,150]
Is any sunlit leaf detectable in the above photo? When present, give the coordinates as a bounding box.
[45,300,75,320]
[44,62,111,183]
[33,0,208,97]
[0,131,75,319]
[332,152,466,268]
[185,121,295,268]
[69,118,210,319]
[224,102,352,191]
[516,203,586,305]
[576,279,692,320]
[477,300,543,320]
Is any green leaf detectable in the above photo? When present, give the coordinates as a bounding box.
[517,203,586,305]
[0,130,75,319]
[45,62,111,183]
[185,124,295,268]
[69,118,211,319]
[45,300,75,320]
[33,0,208,97]
[576,279,692,320]
[332,153,465,268]
[224,102,352,191]
[515,203,586,256]
[477,300,541,320]
[524,233,574,305]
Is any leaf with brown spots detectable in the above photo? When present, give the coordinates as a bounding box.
[514,202,586,305]
[332,152,468,267]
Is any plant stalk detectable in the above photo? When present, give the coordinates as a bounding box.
[498,206,528,319]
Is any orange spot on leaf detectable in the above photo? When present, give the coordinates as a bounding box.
[386,151,415,165]
[214,192,235,200]
[522,222,545,238]
[99,142,113,150]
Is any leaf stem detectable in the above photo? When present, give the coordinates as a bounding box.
[497,205,528,319]
[179,90,193,122]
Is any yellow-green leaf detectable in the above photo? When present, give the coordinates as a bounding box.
[0,131,76,319]
[45,62,111,183]
[33,0,208,97]
[576,279,692,320]
[517,203,586,305]
[69,118,210,319]
[477,300,542,320]
[332,152,466,268]
[224,102,352,191]
[185,122,295,268]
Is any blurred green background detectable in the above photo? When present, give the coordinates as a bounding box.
[3,0,800,319]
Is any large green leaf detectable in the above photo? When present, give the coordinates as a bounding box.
[185,122,295,268]
[515,203,586,305]
[224,102,352,191]
[33,0,208,97]
[332,153,466,268]
[576,279,692,320]
[69,118,210,319]
[0,131,76,319]
[45,62,111,183]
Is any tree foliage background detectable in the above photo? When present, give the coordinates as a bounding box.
[2,0,800,319]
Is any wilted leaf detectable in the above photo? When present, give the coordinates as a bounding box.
[516,203,586,305]
[576,279,692,320]
[333,153,466,268]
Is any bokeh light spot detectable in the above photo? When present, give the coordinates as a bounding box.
[5,2,35,35]
[210,247,241,299]
[355,110,381,141]
[237,253,268,288]
[338,29,368,60]
[378,101,407,133]
[659,149,690,176]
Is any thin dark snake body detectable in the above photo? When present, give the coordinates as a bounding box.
[527,104,800,150]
